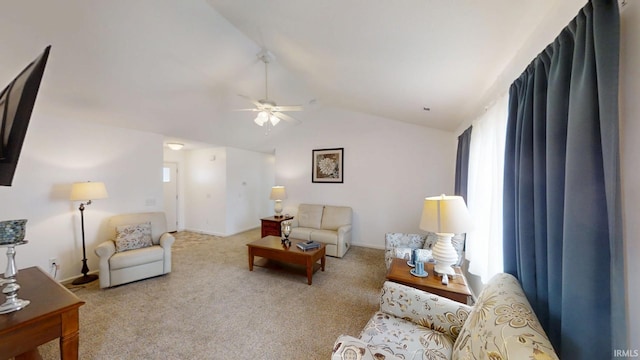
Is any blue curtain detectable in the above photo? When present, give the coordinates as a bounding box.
[455,126,472,201]
[502,0,625,359]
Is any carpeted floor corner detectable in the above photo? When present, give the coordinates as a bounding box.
[37,228,387,359]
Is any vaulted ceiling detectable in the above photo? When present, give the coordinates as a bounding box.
[0,1,586,152]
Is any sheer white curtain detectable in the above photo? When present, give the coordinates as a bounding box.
[465,92,508,283]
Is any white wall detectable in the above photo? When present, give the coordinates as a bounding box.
[271,106,455,249]
[182,147,274,236]
[184,148,227,235]
[226,147,274,234]
[620,0,640,350]
[0,115,164,281]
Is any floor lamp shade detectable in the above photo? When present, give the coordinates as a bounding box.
[70,181,108,201]
[420,194,472,277]
[70,181,108,285]
[270,186,287,217]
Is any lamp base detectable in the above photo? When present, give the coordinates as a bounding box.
[433,265,457,277]
[274,200,283,218]
[72,273,98,285]
[432,233,459,278]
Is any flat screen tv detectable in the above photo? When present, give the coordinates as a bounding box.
[0,45,51,186]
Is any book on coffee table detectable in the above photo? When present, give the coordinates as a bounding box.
[296,241,321,251]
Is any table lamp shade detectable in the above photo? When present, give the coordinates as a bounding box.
[70,182,108,201]
[269,186,287,201]
[420,194,472,234]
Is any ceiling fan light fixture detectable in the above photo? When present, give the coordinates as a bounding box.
[269,114,280,126]
[254,111,269,126]
[242,49,302,129]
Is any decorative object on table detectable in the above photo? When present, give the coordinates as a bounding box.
[420,194,473,285]
[296,241,321,251]
[281,220,292,247]
[409,248,418,266]
[409,261,428,278]
[70,181,108,285]
[0,219,27,245]
[0,219,30,314]
[270,186,287,217]
[0,46,50,187]
[312,148,344,183]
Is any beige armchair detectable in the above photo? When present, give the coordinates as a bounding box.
[95,212,174,288]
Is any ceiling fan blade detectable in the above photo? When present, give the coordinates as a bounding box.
[237,94,263,108]
[273,105,303,112]
[273,112,301,124]
[232,108,261,112]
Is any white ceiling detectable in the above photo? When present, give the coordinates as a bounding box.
[0,0,584,152]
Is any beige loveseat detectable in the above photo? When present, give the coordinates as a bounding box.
[332,273,558,360]
[95,212,174,288]
[289,204,352,258]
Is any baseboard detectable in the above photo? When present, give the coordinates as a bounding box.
[59,270,100,285]
[183,228,226,237]
[350,242,385,250]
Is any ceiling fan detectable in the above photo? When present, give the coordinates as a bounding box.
[237,49,303,127]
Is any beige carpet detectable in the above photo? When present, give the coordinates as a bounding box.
[37,228,387,359]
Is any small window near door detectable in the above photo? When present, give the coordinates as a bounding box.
[163,167,171,183]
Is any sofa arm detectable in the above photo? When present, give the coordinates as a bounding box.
[380,281,472,341]
[95,241,116,289]
[332,335,402,360]
[337,224,351,243]
[159,232,175,274]
[95,240,116,258]
[160,232,175,249]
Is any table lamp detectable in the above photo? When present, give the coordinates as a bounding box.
[270,186,287,217]
[420,194,472,282]
[70,181,108,285]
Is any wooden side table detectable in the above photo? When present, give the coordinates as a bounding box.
[0,266,85,359]
[260,216,294,237]
[386,257,473,304]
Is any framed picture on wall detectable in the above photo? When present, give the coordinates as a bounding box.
[312,148,344,183]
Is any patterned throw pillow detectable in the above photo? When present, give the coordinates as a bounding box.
[114,222,153,252]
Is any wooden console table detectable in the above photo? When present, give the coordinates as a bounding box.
[260,216,294,237]
[0,266,85,360]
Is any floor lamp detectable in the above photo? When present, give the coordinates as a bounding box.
[70,181,108,285]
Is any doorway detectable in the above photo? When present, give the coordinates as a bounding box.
[163,162,178,232]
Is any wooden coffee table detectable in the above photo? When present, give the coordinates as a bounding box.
[386,257,473,304]
[247,236,326,285]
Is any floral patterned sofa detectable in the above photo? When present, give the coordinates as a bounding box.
[331,273,559,360]
[384,232,465,269]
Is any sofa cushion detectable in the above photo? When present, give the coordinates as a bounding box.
[309,229,338,245]
[332,335,400,360]
[109,245,164,270]
[452,273,558,359]
[320,206,352,230]
[290,227,314,241]
[114,222,153,252]
[359,311,454,360]
[297,204,324,229]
